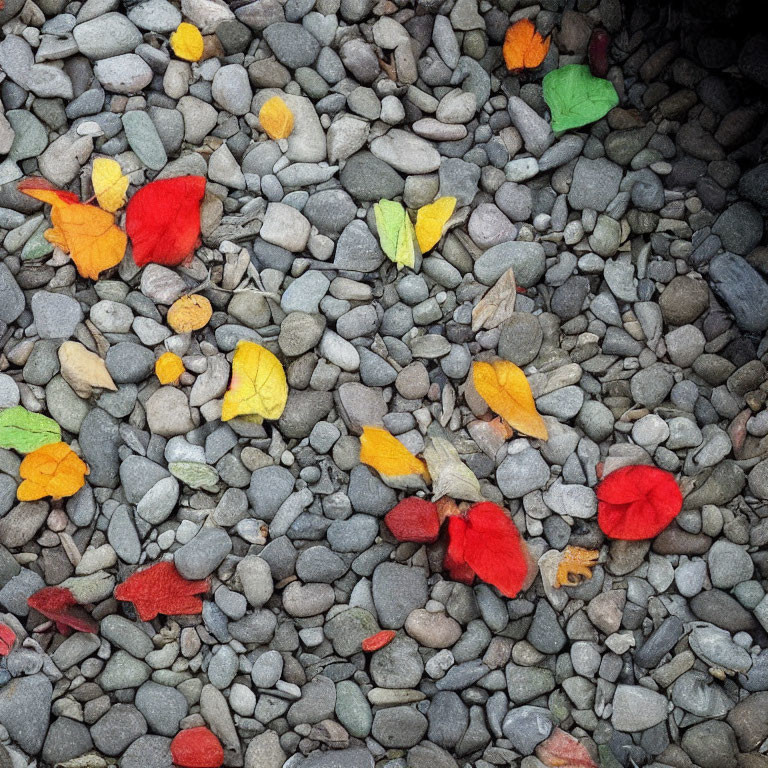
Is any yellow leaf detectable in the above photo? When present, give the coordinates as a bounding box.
[17,442,88,501]
[472,360,548,441]
[555,546,599,588]
[91,158,129,213]
[170,22,204,62]
[155,352,185,385]
[166,294,212,333]
[259,96,295,140]
[415,196,456,253]
[221,341,287,423]
[359,426,430,488]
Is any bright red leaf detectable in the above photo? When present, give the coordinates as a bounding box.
[385,497,441,543]
[115,561,208,621]
[0,623,16,655]
[27,587,98,635]
[125,176,206,268]
[362,630,396,652]
[597,465,682,540]
[171,727,224,768]
[536,728,599,768]
[443,501,529,598]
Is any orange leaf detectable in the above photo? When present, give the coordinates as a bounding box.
[155,352,185,385]
[167,294,212,333]
[19,178,127,280]
[503,18,551,71]
[472,360,548,441]
[554,546,599,588]
[17,442,88,501]
[359,426,430,488]
[259,96,294,140]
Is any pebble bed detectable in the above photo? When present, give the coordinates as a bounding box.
[2,0,768,766]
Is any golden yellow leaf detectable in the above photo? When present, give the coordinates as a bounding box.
[221,341,287,422]
[259,96,295,140]
[92,157,129,213]
[166,294,212,334]
[555,546,599,588]
[472,360,548,441]
[155,352,185,385]
[170,22,204,62]
[17,442,88,501]
[58,341,117,399]
[359,426,430,488]
[415,196,456,253]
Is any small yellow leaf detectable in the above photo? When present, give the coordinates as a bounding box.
[155,352,185,385]
[415,196,456,253]
[472,360,548,441]
[170,22,204,62]
[359,426,430,488]
[259,96,295,140]
[17,442,88,501]
[166,294,212,333]
[221,341,287,423]
[91,158,129,213]
[555,546,599,588]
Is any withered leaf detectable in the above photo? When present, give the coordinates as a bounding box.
[423,436,483,502]
[472,267,517,332]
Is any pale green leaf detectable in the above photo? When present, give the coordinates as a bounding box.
[374,199,417,270]
[542,64,619,133]
[0,406,61,454]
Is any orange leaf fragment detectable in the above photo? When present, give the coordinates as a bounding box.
[155,351,185,385]
[16,442,88,501]
[362,630,396,652]
[554,546,599,588]
[359,425,430,489]
[503,18,551,71]
[472,360,548,441]
[19,177,127,280]
[167,294,212,333]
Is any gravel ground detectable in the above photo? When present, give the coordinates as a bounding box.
[2,0,768,766]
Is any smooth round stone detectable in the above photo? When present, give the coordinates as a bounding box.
[708,540,754,589]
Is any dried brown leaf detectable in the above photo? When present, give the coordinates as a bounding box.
[472,267,517,332]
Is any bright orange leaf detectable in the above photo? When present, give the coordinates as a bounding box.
[472,360,548,441]
[16,442,88,501]
[18,177,127,280]
[167,294,212,333]
[155,352,185,385]
[554,546,599,588]
[503,18,551,71]
[359,426,430,488]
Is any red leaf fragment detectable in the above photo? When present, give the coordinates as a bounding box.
[362,630,396,652]
[385,497,441,543]
[114,561,208,622]
[588,29,611,78]
[443,501,529,598]
[125,176,206,268]
[27,587,98,636]
[0,623,16,656]
[171,727,224,768]
[597,465,682,540]
[536,727,599,768]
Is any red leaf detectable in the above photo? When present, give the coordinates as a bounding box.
[0,623,16,655]
[536,728,599,768]
[17,177,80,206]
[588,29,611,78]
[597,465,682,540]
[362,630,396,652]
[27,587,98,635]
[115,561,208,621]
[171,727,224,768]
[443,502,529,598]
[385,497,440,543]
[125,176,206,268]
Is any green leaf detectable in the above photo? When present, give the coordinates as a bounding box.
[374,199,417,270]
[542,64,619,133]
[0,406,61,453]
[168,461,219,491]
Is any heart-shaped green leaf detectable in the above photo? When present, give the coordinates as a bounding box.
[0,406,61,453]
[542,64,619,133]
